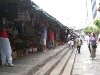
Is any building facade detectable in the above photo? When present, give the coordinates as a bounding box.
[91,0,97,19]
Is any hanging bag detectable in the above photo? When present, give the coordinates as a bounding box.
[92,43,97,48]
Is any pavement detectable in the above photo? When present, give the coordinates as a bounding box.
[1,42,100,75]
[72,42,100,75]
[0,44,67,75]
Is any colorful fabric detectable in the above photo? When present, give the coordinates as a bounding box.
[49,31,54,41]
[0,30,8,38]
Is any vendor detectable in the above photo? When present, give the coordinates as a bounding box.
[0,17,14,67]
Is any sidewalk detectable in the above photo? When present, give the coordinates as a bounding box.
[0,44,67,75]
[72,42,100,75]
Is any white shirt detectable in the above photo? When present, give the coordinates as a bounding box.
[76,38,82,46]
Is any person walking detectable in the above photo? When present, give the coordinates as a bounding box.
[89,32,97,60]
[76,36,82,54]
[0,17,14,67]
[87,35,91,53]
[69,33,76,48]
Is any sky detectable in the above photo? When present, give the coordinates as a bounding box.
[32,0,95,29]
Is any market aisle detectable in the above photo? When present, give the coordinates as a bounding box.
[0,44,67,75]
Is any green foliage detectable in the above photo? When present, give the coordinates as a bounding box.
[83,19,100,35]
[94,19,100,29]
[83,27,92,34]
[83,26,99,35]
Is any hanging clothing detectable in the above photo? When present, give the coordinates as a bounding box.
[48,31,54,41]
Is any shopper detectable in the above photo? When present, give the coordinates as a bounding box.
[89,32,97,60]
[76,36,82,54]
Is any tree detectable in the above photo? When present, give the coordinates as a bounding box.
[94,19,100,29]
[83,26,99,35]
[83,26,92,35]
